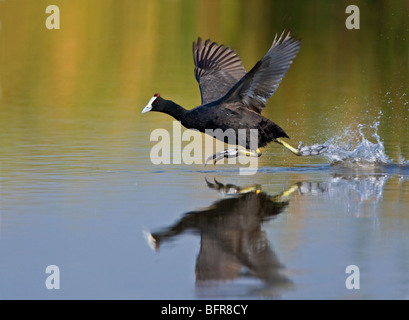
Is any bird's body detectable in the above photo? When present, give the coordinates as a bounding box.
[163,98,288,149]
[142,32,327,163]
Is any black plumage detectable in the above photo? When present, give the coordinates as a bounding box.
[142,31,302,162]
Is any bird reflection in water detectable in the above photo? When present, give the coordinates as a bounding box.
[145,178,300,291]
[144,171,391,296]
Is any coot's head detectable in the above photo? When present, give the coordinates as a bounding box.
[141,93,165,114]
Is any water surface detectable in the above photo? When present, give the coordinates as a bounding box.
[1,0,409,299]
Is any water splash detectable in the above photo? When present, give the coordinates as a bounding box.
[398,156,409,166]
[322,114,391,166]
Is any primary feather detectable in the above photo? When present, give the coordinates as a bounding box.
[193,32,301,114]
[193,38,246,105]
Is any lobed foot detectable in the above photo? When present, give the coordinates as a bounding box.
[205,148,261,165]
[205,177,261,195]
[297,141,328,156]
[205,149,239,166]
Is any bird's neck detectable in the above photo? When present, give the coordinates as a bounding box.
[162,100,188,122]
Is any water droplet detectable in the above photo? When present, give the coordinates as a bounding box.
[322,118,390,166]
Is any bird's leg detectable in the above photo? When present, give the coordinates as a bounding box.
[274,138,328,156]
[273,138,302,156]
[205,148,262,166]
[271,183,300,203]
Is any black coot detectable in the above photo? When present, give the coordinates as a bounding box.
[142,32,320,164]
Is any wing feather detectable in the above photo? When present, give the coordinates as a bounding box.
[193,38,246,105]
[223,31,301,113]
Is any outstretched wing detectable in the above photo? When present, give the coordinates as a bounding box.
[223,31,301,114]
[193,38,246,105]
